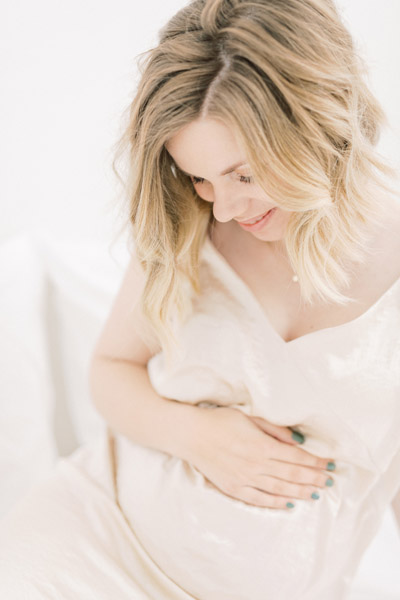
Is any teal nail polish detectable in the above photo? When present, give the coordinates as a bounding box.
[326,462,336,471]
[286,502,295,509]
[325,478,334,487]
[311,492,320,500]
[291,430,305,444]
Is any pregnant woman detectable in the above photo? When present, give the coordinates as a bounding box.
[1,1,400,598]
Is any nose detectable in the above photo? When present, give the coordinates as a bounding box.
[211,182,247,223]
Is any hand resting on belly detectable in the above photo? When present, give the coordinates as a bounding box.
[184,406,336,510]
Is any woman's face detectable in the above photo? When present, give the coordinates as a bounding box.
[165,117,292,243]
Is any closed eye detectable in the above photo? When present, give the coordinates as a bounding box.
[190,175,253,185]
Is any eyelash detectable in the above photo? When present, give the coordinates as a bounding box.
[191,175,252,185]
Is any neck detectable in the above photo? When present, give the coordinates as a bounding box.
[263,237,289,260]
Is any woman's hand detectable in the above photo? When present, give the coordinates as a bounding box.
[186,406,335,509]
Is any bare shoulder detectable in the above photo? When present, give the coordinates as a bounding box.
[91,249,162,367]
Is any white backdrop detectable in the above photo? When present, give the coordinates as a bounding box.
[2,1,400,597]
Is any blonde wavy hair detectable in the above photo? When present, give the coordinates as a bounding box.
[113,0,399,362]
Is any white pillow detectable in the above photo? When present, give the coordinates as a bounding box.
[0,234,58,518]
[35,233,130,450]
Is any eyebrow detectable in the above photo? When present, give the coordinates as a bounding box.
[177,160,247,178]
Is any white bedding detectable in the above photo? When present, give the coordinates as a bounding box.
[0,429,171,599]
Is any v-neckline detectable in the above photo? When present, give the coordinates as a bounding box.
[203,234,400,347]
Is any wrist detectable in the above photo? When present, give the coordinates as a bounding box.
[160,399,204,462]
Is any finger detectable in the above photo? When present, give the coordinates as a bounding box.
[264,457,335,488]
[234,486,296,509]
[205,477,295,509]
[267,438,335,471]
[249,417,305,445]
[253,473,326,500]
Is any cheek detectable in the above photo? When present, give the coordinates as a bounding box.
[281,209,293,224]
[195,186,213,203]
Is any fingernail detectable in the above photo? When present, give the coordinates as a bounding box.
[311,492,320,500]
[291,430,305,444]
[326,462,336,471]
[286,502,295,509]
[325,478,334,487]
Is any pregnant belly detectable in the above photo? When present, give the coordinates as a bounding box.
[115,436,343,600]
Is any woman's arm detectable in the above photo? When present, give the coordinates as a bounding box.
[90,356,200,461]
[88,248,203,460]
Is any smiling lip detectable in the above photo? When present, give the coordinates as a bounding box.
[237,208,277,231]
[236,211,272,225]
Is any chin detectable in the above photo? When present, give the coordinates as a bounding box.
[251,228,286,243]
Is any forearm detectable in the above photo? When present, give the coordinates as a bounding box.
[89,356,200,461]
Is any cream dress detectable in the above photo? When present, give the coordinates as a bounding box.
[1,234,400,599]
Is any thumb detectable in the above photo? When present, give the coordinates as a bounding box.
[248,416,305,445]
